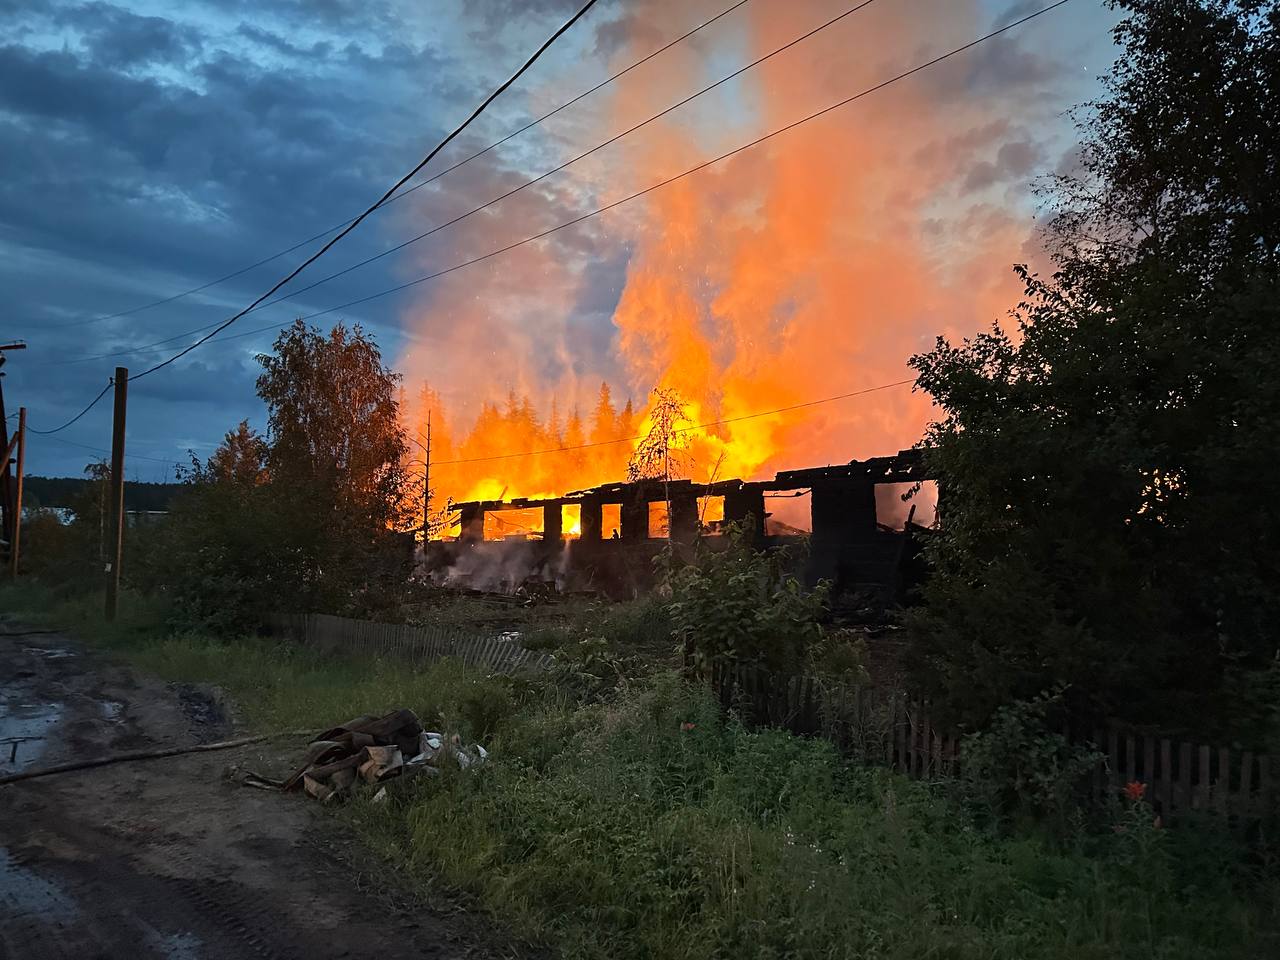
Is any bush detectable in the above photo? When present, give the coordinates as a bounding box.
[662,524,827,676]
[958,687,1103,831]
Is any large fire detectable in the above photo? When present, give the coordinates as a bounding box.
[394,0,1055,530]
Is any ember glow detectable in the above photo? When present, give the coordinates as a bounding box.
[396,0,1066,528]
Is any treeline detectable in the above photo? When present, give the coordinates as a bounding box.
[23,476,182,513]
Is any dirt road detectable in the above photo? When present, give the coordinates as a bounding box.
[0,620,512,959]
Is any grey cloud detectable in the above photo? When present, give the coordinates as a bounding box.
[963,138,1042,191]
[75,2,203,67]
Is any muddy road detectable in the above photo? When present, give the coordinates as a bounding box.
[0,620,511,959]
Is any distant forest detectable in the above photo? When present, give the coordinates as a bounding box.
[21,476,184,513]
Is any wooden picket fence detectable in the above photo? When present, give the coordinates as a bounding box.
[270,613,1276,822]
[271,612,557,675]
[709,662,1278,823]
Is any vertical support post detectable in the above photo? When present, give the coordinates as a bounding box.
[422,410,432,542]
[105,367,128,621]
[0,379,9,554]
[9,408,23,578]
[0,342,29,558]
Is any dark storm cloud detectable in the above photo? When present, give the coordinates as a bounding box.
[76,2,204,66]
[0,0,475,474]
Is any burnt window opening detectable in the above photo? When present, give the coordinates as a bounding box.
[697,495,725,535]
[648,501,669,539]
[601,503,622,540]
[874,480,939,530]
[561,503,582,539]
[482,507,544,541]
[764,488,812,536]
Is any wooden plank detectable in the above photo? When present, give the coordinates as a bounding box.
[1160,739,1172,817]
[906,701,917,778]
[1216,747,1230,815]
[1257,756,1271,816]
[921,705,931,777]
[1178,742,1192,813]
[1092,729,1104,800]
[1125,734,1137,787]
[1143,736,1155,794]
[1197,745,1211,810]
[1108,730,1120,793]
[893,697,905,774]
[1240,751,1254,817]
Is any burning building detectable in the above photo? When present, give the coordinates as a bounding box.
[424,449,935,606]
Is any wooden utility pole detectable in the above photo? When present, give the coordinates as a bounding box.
[422,410,432,542]
[105,367,128,621]
[9,408,24,578]
[0,341,28,557]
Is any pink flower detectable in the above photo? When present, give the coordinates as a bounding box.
[680,722,696,733]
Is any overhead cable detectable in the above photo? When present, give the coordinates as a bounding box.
[152,0,1074,358]
[127,0,601,382]
[53,0,872,367]
[45,0,745,331]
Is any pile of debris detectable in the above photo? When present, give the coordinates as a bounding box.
[278,708,487,802]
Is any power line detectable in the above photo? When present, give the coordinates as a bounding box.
[126,0,601,383]
[27,381,114,435]
[59,0,1073,369]
[433,378,917,465]
[52,0,873,368]
[43,0,747,334]
[36,433,183,466]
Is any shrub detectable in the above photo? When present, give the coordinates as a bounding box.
[662,524,827,676]
[958,687,1103,830]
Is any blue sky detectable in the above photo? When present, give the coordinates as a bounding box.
[1,0,1120,480]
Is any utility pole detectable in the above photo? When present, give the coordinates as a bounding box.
[422,410,432,542]
[0,341,28,559]
[105,367,128,621]
[9,408,24,578]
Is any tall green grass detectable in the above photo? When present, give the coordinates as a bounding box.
[353,676,1278,960]
[5,581,1277,958]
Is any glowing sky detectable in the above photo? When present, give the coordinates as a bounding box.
[1,0,1119,479]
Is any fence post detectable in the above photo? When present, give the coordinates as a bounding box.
[894,696,906,773]
[1197,745,1211,810]
[1178,742,1193,812]
[1258,757,1272,816]
[1241,751,1255,818]
[1108,731,1120,795]
[1216,746,1230,815]
[1160,739,1172,818]
[1093,729,1105,801]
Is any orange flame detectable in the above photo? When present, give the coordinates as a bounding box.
[397,1,1047,524]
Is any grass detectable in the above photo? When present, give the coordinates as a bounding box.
[4,581,1278,959]
[0,582,522,735]
[351,676,1278,960]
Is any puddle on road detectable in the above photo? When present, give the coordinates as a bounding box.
[98,700,124,723]
[147,930,203,960]
[0,700,63,767]
[0,847,80,921]
[22,646,76,660]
